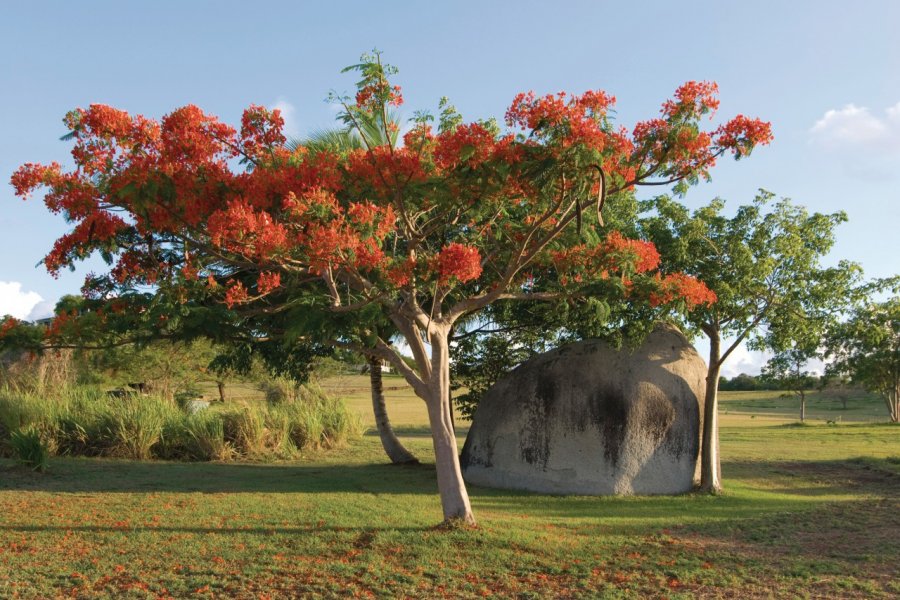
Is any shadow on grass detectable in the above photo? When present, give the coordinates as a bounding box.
[364,425,471,438]
[0,524,427,535]
[3,455,896,505]
[0,458,439,495]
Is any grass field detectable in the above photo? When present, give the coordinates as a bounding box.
[1,377,898,598]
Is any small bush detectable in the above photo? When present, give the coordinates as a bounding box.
[258,377,299,405]
[222,406,266,457]
[106,396,174,459]
[184,412,232,461]
[10,427,49,472]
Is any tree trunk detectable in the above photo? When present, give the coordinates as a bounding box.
[426,332,476,525]
[886,386,899,423]
[368,355,419,464]
[217,380,226,403]
[799,390,806,422]
[700,333,723,493]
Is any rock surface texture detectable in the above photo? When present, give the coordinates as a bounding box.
[460,325,706,495]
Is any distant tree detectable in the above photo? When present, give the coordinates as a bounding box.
[826,285,900,422]
[762,346,819,421]
[640,192,862,492]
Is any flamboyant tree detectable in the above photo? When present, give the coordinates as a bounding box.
[10,52,771,524]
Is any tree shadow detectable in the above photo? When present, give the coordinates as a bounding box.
[467,457,899,517]
[0,458,438,495]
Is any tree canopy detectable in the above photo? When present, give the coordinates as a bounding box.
[826,283,900,422]
[639,192,862,491]
[7,51,772,524]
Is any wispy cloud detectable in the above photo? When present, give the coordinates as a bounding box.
[0,281,45,320]
[810,102,900,151]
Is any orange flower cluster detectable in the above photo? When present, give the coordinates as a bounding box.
[649,273,717,308]
[435,243,483,284]
[551,232,660,282]
[256,271,281,295]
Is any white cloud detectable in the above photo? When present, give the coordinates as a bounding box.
[810,102,900,151]
[0,281,44,320]
[27,300,55,321]
[720,343,772,379]
[271,97,299,138]
[693,337,771,378]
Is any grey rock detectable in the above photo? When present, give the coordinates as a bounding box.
[460,325,706,495]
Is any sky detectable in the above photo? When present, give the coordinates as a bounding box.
[1,1,899,376]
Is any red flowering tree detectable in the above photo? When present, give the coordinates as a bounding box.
[11,52,771,524]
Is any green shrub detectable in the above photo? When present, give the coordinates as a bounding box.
[258,377,299,405]
[9,427,50,472]
[105,396,174,459]
[222,406,266,457]
[184,412,231,461]
[0,383,358,462]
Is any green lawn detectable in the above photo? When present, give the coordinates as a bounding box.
[1,383,898,598]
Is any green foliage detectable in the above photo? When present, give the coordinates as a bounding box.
[183,411,231,461]
[640,191,862,357]
[452,324,552,420]
[0,382,360,462]
[9,427,49,472]
[826,283,900,421]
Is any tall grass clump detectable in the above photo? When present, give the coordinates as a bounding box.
[222,405,267,457]
[277,383,361,451]
[183,411,231,461]
[105,396,179,459]
[9,427,50,472]
[258,376,300,404]
[0,381,359,462]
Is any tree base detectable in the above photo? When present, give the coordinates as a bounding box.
[431,515,478,531]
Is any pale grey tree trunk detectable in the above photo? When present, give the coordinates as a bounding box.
[368,355,419,464]
[700,332,723,493]
[799,390,806,422]
[426,331,475,525]
[886,386,899,423]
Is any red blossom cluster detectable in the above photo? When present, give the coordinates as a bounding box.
[504,90,624,152]
[649,273,717,308]
[0,317,19,338]
[208,200,289,259]
[714,115,774,157]
[551,232,661,283]
[662,81,721,119]
[356,83,403,111]
[256,271,281,295]
[435,243,483,284]
[240,105,286,159]
[224,280,248,308]
[433,124,498,170]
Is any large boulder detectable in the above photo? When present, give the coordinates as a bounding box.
[460,325,706,495]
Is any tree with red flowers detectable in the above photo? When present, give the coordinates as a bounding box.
[11,51,771,525]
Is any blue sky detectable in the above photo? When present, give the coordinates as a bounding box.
[2,1,898,375]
